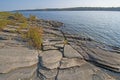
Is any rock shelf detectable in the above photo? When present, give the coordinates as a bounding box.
[0,19,119,80]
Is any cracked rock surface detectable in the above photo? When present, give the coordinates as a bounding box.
[0,19,119,80]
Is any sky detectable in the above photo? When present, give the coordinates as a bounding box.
[1,0,120,11]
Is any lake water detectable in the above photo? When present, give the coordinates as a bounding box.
[21,11,120,47]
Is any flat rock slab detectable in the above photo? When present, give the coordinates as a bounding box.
[43,46,58,51]
[0,40,25,48]
[39,68,58,79]
[42,62,60,70]
[40,50,62,69]
[64,45,83,58]
[0,47,38,73]
[0,65,37,80]
[60,58,86,69]
[57,62,115,80]
[40,50,62,64]
[84,47,120,72]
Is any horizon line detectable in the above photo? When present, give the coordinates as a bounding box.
[13,6,120,11]
[1,6,120,12]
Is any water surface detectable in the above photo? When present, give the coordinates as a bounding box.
[21,11,120,47]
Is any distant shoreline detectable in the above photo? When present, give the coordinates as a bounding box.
[15,7,120,12]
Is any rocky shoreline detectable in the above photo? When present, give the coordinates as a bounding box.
[0,18,120,80]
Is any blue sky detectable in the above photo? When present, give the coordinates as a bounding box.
[0,0,120,11]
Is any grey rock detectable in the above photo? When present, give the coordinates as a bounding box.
[42,62,60,70]
[3,28,17,33]
[0,32,17,40]
[31,72,42,80]
[40,50,62,69]
[0,47,38,73]
[70,40,120,72]
[43,45,58,50]
[57,62,115,80]
[43,40,63,46]
[60,58,86,69]
[40,50,62,64]
[84,47,120,72]
[64,45,83,58]
[0,65,37,80]
[39,68,57,79]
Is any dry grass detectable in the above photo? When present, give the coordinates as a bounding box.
[29,15,37,21]
[0,20,8,31]
[25,26,43,50]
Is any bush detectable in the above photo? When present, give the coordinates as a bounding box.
[20,22,28,28]
[26,26,43,50]
[63,40,68,45]
[0,12,13,19]
[17,22,28,34]
[8,20,17,26]
[13,12,27,23]
[0,20,8,31]
[0,12,15,31]
[29,15,37,21]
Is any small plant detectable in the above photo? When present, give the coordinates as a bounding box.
[29,15,37,21]
[20,22,28,28]
[63,39,68,56]
[26,26,43,51]
[13,12,27,23]
[63,39,68,45]
[17,22,28,34]
[63,39,68,48]
[0,20,8,31]
[0,12,13,19]
[7,20,17,26]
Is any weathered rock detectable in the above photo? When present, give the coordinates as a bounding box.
[42,62,60,69]
[69,39,120,73]
[40,50,62,64]
[64,45,83,58]
[0,65,37,80]
[46,20,63,27]
[3,28,17,33]
[0,42,5,48]
[39,68,58,79]
[40,50,62,69]
[46,77,56,80]
[43,40,63,46]
[0,47,38,73]
[43,45,58,51]
[60,58,86,69]
[0,32,18,40]
[31,72,42,80]
[83,47,120,72]
[57,62,115,80]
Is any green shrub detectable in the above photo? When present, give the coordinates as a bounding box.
[6,20,16,26]
[0,20,8,31]
[20,22,28,28]
[63,39,68,55]
[17,22,28,34]
[12,12,27,23]
[0,12,13,19]
[26,27,43,50]
[29,15,37,21]
[63,40,68,45]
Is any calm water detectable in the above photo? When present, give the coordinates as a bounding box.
[21,11,120,47]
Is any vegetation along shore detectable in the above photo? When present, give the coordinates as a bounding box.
[0,12,120,80]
